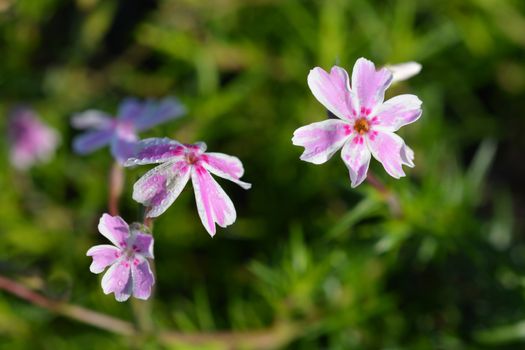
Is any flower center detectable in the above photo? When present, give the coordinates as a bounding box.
[353,117,370,135]
[186,153,198,164]
[115,121,136,141]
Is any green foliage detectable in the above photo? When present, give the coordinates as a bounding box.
[0,0,524,348]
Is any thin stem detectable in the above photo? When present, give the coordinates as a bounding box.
[366,171,402,217]
[366,172,388,194]
[108,162,124,216]
[0,274,302,349]
[0,274,135,336]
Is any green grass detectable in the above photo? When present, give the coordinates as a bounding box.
[0,0,524,348]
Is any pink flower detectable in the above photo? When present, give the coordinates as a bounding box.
[8,107,60,170]
[292,58,422,187]
[87,214,154,302]
[124,138,251,236]
[72,97,185,163]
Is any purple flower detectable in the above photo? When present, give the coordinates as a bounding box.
[87,214,154,302]
[72,97,185,163]
[8,107,60,170]
[124,139,251,236]
[292,58,422,187]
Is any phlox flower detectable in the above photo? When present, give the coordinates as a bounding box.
[124,138,251,236]
[292,57,422,187]
[8,107,60,170]
[87,214,154,302]
[72,97,185,163]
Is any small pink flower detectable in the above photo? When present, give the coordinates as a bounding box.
[72,97,185,163]
[8,107,60,170]
[124,138,251,236]
[292,58,422,187]
[87,214,154,302]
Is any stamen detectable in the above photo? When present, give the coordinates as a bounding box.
[186,153,198,164]
[353,118,370,135]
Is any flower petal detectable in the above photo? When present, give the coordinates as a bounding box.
[307,66,356,121]
[186,142,207,154]
[124,138,185,166]
[101,260,132,302]
[191,166,236,237]
[341,135,371,188]
[132,160,191,218]
[292,119,351,164]
[133,97,186,132]
[71,110,113,129]
[72,129,114,155]
[367,131,409,179]
[351,58,393,112]
[200,153,251,189]
[130,232,154,259]
[98,214,130,248]
[110,137,139,164]
[401,144,415,168]
[373,94,422,132]
[118,98,145,122]
[86,245,120,274]
[131,258,154,300]
[386,62,422,83]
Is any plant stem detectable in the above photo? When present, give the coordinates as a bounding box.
[0,274,302,349]
[108,162,124,216]
[366,171,402,217]
[0,274,135,336]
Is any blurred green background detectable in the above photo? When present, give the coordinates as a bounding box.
[1,0,525,348]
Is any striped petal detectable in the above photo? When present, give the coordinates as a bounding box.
[341,135,371,188]
[86,245,120,274]
[200,152,251,189]
[367,131,409,179]
[373,94,422,132]
[351,58,393,112]
[101,260,132,302]
[124,138,184,166]
[131,258,154,300]
[307,66,356,121]
[292,119,351,164]
[132,160,191,218]
[191,165,236,237]
[98,214,130,249]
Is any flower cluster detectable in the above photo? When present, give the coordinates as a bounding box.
[79,57,422,302]
[79,97,251,300]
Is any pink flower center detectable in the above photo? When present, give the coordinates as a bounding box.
[122,243,142,259]
[353,118,370,135]
[115,120,136,141]
[186,152,199,164]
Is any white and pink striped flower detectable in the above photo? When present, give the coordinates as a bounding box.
[87,214,154,302]
[292,58,422,187]
[124,138,251,236]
